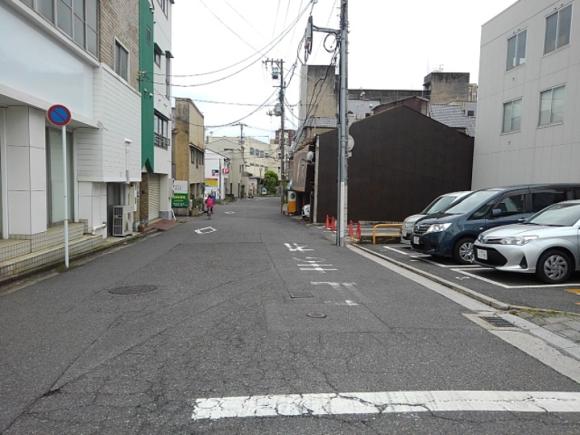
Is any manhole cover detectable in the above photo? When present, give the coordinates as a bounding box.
[307,312,327,319]
[108,285,157,295]
[482,316,514,328]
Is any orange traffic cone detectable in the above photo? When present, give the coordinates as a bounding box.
[331,217,336,231]
[356,222,362,241]
[348,220,353,238]
[325,215,330,230]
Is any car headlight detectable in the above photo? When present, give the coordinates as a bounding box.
[499,235,538,246]
[425,223,452,234]
[476,234,484,243]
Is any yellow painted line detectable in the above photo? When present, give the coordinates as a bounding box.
[566,289,580,295]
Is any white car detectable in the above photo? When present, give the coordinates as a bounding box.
[401,191,471,244]
[474,200,580,284]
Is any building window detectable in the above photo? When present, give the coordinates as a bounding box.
[154,112,170,148]
[502,99,522,133]
[115,40,129,81]
[250,147,255,156]
[190,148,195,164]
[506,30,526,70]
[544,5,572,54]
[154,44,162,67]
[539,85,566,126]
[20,0,99,57]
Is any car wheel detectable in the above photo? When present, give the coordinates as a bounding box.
[536,250,573,284]
[453,237,475,264]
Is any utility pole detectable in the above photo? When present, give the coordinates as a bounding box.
[337,0,348,247]
[264,58,285,212]
[237,122,246,197]
[306,1,348,246]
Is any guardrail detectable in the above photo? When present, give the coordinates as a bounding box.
[372,223,402,245]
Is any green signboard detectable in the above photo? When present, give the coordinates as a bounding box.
[172,193,189,208]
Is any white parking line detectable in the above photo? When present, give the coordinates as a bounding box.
[383,247,479,269]
[192,391,580,420]
[454,268,580,289]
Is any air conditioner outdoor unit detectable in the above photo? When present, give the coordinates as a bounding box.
[112,205,134,237]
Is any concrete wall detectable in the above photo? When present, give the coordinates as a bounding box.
[473,0,580,188]
[424,72,470,104]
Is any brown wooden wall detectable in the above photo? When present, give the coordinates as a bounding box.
[315,106,474,222]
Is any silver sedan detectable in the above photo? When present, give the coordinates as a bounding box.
[474,200,580,284]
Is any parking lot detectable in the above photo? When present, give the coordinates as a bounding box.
[360,243,580,314]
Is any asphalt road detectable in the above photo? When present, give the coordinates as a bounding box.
[1,198,580,434]
[363,243,580,313]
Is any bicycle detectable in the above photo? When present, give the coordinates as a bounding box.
[207,206,213,219]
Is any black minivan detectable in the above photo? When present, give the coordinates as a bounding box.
[411,184,580,264]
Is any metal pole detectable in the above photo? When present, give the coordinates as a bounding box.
[337,0,348,247]
[62,125,69,268]
[279,60,285,212]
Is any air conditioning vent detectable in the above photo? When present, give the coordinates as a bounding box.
[112,205,134,237]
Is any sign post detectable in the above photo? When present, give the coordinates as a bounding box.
[47,104,72,268]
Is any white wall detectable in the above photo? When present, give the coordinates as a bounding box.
[78,181,107,236]
[152,1,172,177]
[0,2,96,121]
[4,107,47,235]
[473,0,580,188]
[76,66,141,183]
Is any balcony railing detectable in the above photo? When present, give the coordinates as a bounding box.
[154,133,170,149]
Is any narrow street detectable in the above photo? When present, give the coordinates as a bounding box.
[2,198,580,434]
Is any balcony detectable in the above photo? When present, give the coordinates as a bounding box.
[155,133,170,149]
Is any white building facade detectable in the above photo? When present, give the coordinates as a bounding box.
[473,0,580,188]
[147,0,173,221]
[0,0,141,240]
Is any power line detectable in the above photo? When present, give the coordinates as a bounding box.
[157,0,314,79]
[150,2,313,87]
[198,0,257,51]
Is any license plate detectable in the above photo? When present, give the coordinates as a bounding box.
[477,249,487,260]
[413,236,420,245]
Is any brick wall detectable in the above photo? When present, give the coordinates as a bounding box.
[100,0,140,90]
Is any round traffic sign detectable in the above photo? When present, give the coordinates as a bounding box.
[47,104,72,127]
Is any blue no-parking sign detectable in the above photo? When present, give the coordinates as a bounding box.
[47,104,72,127]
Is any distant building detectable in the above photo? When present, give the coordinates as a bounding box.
[472,0,579,188]
[173,98,205,212]
[204,149,229,200]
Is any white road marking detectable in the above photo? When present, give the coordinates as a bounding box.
[195,226,216,235]
[454,268,580,289]
[284,243,314,252]
[324,300,359,306]
[382,246,480,269]
[192,391,580,420]
[295,257,337,273]
[224,211,236,215]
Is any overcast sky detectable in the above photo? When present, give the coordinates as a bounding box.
[171,0,517,140]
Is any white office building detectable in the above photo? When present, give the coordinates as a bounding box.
[0,0,141,246]
[473,0,580,188]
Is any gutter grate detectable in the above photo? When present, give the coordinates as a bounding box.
[481,316,514,328]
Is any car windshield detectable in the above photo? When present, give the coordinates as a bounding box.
[444,190,499,215]
[528,203,580,227]
[422,195,458,214]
